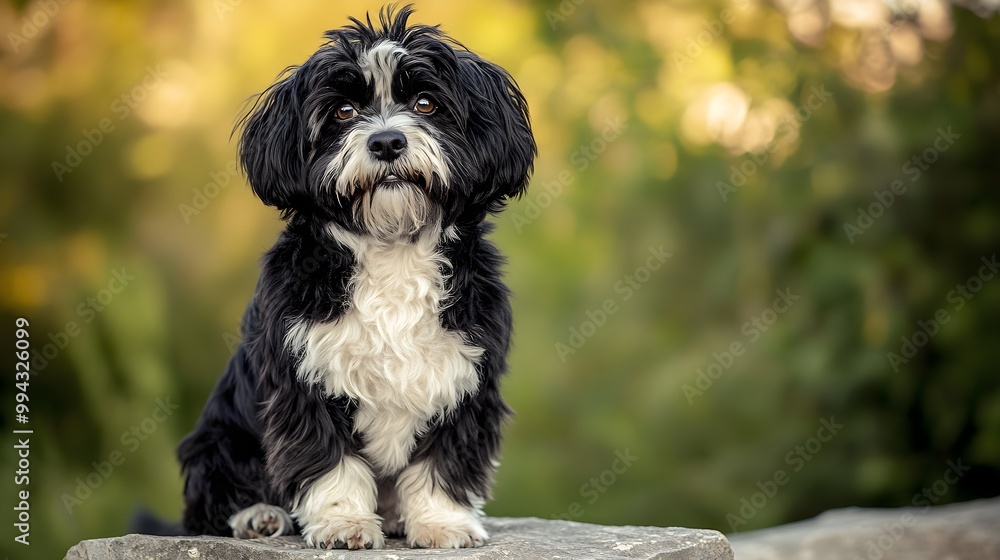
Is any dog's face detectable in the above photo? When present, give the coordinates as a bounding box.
[239,7,536,239]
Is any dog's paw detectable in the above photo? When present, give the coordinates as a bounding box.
[406,518,488,549]
[228,503,295,539]
[301,514,385,550]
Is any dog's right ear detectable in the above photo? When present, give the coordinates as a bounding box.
[237,69,307,211]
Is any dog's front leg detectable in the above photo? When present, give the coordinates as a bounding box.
[396,459,488,548]
[291,455,385,549]
[258,378,384,550]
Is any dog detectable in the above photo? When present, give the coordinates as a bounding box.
[175,5,535,550]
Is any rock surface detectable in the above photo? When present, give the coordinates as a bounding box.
[65,517,734,560]
[729,497,1000,560]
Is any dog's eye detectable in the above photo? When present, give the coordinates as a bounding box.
[413,97,436,114]
[336,103,357,120]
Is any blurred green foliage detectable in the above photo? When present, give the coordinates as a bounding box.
[2,0,999,558]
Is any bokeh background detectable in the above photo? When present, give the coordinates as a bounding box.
[3,0,1000,557]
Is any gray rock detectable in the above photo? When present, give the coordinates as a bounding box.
[65,517,734,560]
[729,497,1000,560]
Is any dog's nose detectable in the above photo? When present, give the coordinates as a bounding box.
[367,130,407,162]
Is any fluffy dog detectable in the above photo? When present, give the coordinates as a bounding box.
[175,5,535,550]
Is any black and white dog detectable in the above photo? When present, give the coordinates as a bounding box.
[176,6,535,550]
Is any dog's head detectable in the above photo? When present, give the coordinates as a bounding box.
[238,5,536,239]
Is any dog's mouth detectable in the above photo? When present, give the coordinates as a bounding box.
[375,172,427,191]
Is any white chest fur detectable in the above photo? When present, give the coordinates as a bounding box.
[286,226,483,475]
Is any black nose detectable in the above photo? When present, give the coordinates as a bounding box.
[367,130,407,162]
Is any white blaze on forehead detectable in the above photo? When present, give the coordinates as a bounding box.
[362,41,407,109]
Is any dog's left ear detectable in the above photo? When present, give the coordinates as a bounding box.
[458,53,537,210]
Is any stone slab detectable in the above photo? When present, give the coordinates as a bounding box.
[65,517,734,560]
[729,497,1000,560]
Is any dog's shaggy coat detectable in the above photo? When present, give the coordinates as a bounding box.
[176,6,535,550]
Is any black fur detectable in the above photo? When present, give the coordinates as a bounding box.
[175,5,535,543]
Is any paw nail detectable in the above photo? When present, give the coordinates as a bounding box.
[333,539,347,549]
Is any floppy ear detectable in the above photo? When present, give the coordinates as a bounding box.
[237,69,308,210]
[458,53,537,210]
